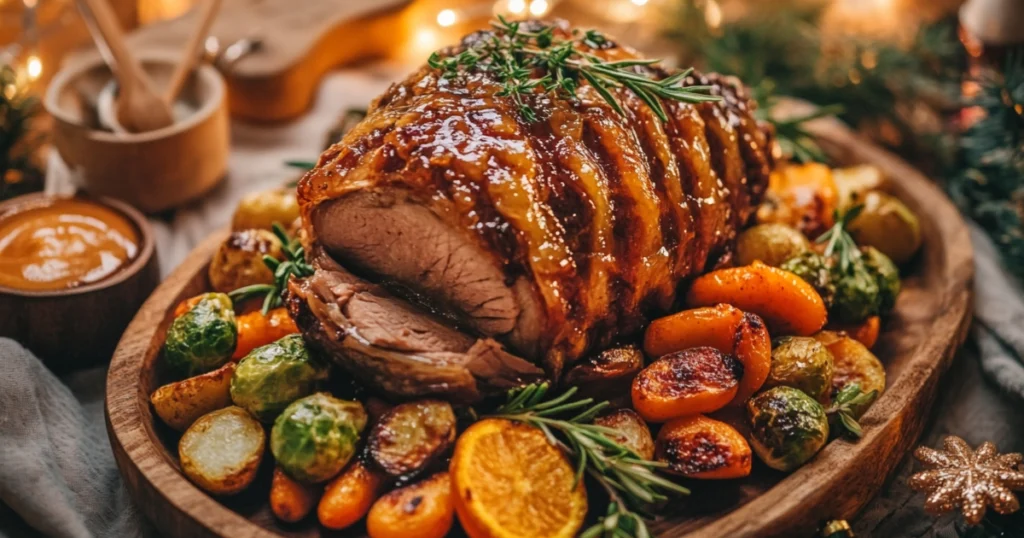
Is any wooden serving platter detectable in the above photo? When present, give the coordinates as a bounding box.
[105,109,974,538]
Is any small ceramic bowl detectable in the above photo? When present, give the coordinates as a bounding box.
[0,193,160,372]
[44,51,229,214]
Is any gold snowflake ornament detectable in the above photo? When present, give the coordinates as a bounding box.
[908,436,1024,525]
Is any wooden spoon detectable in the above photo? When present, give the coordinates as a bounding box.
[78,0,174,133]
[163,0,223,106]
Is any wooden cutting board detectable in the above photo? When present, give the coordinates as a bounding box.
[66,0,411,122]
[105,105,973,537]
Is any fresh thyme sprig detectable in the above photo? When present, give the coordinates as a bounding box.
[826,383,878,439]
[428,16,720,123]
[228,222,314,314]
[489,383,689,538]
[816,204,865,274]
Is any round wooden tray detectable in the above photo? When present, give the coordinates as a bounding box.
[105,112,974,538]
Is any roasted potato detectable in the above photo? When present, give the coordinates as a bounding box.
[848,191,921,264]
[230,334,329,422]
[208,229,283,293]
[151,361,236,431]
[815,331,885,417]
[232,188,300,232]
[832,165,885,210]
[179,406,265,495]
[594,409,655,460]
[563,345,643,404]
[271,393,367,483]
[369,400,457,479]
[764,336,835,404]
[163,293,237,377]
[655,414,752,479]
[734,223,810,267]
[631,347,742,422]
[747,386,828,471]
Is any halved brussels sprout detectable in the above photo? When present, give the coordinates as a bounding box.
[765,336,835,404]
[271,393,367,483]
[862,246,900,314]
[163,293,237,377]
[230,334,329,422]
[735,224,810,267]
[781,252,836,308]
[747,386,829,472]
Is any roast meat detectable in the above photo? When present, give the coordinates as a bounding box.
[296,22,773,398]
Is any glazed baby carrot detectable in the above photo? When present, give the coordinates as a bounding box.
[644,304,771,405]
[232,308,300,360]
[366,472,454,538]
[632,347,741,422]
[686,261,827,336]
[270,466,319,522]
[318,461,385,530]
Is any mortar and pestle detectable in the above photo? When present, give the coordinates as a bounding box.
[44,0,228,214]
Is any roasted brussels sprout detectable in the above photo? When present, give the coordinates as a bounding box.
[765,337,835,403]
[208,229,283,293]
[781,252,836,308]
[368,400,457,479]
[163,293,237,376]
[831,259,882,324]
[271,393,367,483]
[815,331,885,418]
[734,224,811,267]
[848,191,921,264]
[747,386,829,471]
[862,246,900,313]
[230,335,329,422]
[232,188,301,232]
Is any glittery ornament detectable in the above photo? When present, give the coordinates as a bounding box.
[908,436,1024,525]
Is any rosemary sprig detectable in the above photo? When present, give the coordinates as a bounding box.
[228,222,314,314]
[826,383,878,439]
[816,204,864,274]
[489,383,689,538]
[428,16,720,123]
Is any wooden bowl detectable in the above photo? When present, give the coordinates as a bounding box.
[44,51,229,214]
[0,193,159,373]
[105,113,973,537]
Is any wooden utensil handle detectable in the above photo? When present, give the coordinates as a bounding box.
[164,0,223,105]
[77,0,152,93]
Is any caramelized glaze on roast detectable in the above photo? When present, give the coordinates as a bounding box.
[298,22,773,386]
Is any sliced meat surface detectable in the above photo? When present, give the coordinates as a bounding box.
[288,258,543,402]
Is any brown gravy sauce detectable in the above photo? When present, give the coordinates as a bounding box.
[0,198,139,291]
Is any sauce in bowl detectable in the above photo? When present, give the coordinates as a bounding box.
[0,198,139,291]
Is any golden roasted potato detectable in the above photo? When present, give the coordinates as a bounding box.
[832,165,886,210]
[208,229,283,293]
[232,188,300,232]
[563,345,644,405]
[848,191,922,265]
[594,409,655,460]
[179,406,265,495]
[151,362,236,431]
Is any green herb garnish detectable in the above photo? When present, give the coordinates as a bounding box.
[489,383,688,538]
[428,16,720,123]
[826,383,878,439]
[817,204,864,274]
[229,222,314,314]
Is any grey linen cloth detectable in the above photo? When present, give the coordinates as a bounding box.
[2,63,1023,536]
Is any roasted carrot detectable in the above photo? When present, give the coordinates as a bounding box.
[318,461,385,530]
[828,316,881,349]
[686,261,827,336]
[655,414,752,479]
[366,472,454,538]
[644,304,771,405]
[232,308,300,360]
[631,347,741,422]
[270,466,319,522]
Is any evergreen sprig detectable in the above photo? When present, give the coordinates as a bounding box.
[489,383,689,538]
[228,222,314,314]
[760,103,845,164]
[826,383,878,439]
[428,16,720,123]
[1,64,44,201]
